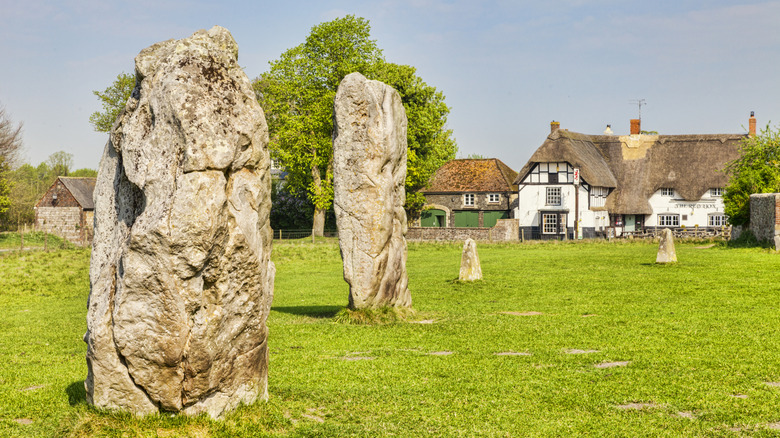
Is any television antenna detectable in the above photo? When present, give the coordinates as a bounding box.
[629,99,646,120]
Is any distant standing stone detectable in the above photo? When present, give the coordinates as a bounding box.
[774,235,780,251]
[459,238,482,281]
[656,228,677,264]
[85,26,274,419]
[332,72,411,309]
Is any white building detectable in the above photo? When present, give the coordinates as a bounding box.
[513,116,752,239]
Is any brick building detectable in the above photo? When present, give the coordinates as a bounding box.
[35,177,96,245]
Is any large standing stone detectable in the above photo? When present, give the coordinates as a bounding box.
[656,228,677,264]
[459,238,483,281]
[84,26,274,419]
[332,72,411,309]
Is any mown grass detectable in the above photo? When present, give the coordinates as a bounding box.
[2,239,780,436]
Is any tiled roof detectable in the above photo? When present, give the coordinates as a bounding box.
[423,159,518,193]
[59,177,96,209]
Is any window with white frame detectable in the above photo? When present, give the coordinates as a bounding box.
[463,193,475,207]
[710,188,724,197]
[487,193,500,203]
[658,214,679,227]
[660,188,674,196]
[542,213,558,234]
[271,158,282,170]
[546,187,561,206]
[708,214,727,227]
[590,186,608,208]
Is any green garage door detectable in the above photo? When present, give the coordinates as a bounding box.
[421,209,446,227]
[454,210,479,228]
[483,211,509,228]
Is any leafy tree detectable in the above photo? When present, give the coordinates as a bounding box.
[0,157,10,215]
[89,72,135,132]
[70,168,98,177]
[258,15,383,236]
[723,125,780,226]
[46,151,73,177]
[258,16,457,234]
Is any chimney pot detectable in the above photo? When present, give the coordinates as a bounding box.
[749,112,757,137]
[550,121,560,134]
[630,119,641,135]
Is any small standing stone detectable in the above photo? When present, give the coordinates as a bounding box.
[459,238,482,281]
[332,72,411,309]
[774,235,780,251]
[656,228,677,264]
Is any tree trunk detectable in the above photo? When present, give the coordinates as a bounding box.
[312,207,325,237]
[311,161,325,237]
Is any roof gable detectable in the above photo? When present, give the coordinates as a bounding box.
[58,177,96,209]
[423,159,518,193]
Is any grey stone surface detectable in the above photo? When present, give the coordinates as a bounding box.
[332,72,411,309]
[775,235,780,251]
[459,238,482,281]
[749,193,780,242]
[85,26,274,419]
[656,228,677,264]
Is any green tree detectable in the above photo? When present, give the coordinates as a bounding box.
[0,105,23,218]
[70,168,98,177]
[258,15,383,236]
[258,16,457,234]
[723,124,780,226]
[0,157,10,215]
[46,151,73,177]
[89,72,135,132]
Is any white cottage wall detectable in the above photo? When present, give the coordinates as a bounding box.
[645,189,726,228]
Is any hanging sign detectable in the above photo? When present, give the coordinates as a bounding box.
[573,168,580,185]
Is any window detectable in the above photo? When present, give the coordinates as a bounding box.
[487,193,500,203]
[708,215,727,227]
[463,193,475,206]
[590,187,608,208]
[710,188,723,197]
[546,187,561,206]
[658,214,679,227]
[660,188,674,196]
[542,213,558,234]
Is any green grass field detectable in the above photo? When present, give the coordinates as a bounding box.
[2,239,780,437]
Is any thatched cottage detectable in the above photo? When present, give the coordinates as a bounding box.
[419,158,518,228]
[35,176,96,245]
[513,116,751,239]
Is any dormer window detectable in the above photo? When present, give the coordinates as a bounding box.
[710,188,723,197]
[660,188,674,196]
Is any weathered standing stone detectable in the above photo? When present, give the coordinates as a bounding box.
[774,235,780,252]
[656,228,677,264]
[332,72,411,309]
[459,238,482,281]
[85,26,274,419]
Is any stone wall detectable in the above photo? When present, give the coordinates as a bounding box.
[35,206,86,244]
[407,219,520,241]
[749,193,780,242]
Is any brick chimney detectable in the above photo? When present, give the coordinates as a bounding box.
[550,120,560,134]
[749,111,756,137]
[630,119,641,135]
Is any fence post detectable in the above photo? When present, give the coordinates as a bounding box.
[44,230,48,252]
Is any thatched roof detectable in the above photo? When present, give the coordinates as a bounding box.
[516,130,744,215]
[423,159,518,193]
[515,130,617,188]
[59,177,96,210]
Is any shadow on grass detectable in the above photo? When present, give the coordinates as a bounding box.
[272,305,342,318]
[67,381,87,406]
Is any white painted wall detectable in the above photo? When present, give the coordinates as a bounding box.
[517,183,609,232]
[645,188,726,228]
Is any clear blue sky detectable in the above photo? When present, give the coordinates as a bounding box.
[1,0,778,171]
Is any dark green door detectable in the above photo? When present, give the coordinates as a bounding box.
[421,209,446,227]
[454,210,479,228]
[483,211,509,228]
